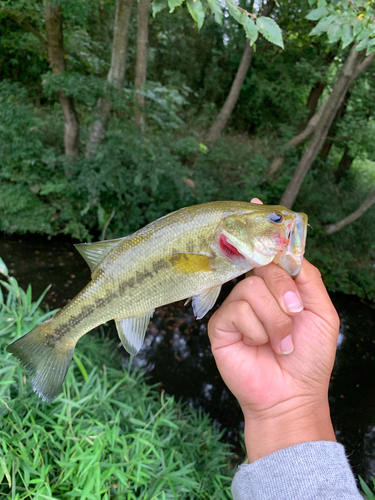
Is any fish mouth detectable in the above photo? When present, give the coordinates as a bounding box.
[274,214,308,276]
[286,217,307,258]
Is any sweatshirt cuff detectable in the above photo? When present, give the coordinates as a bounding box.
[232,441,362,500]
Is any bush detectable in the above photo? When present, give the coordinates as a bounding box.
[0,258,234,499]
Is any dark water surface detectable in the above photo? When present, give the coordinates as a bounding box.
[1,232,375,479]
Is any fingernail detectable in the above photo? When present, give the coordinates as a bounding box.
[283,291,303,313]
[280,335,294,355]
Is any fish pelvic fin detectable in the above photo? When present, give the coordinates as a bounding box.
[192,285,222,320]
[115,310,154,356]
[6,319,76,402]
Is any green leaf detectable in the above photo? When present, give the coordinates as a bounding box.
[257,16,284,48]
[342,24,354,49]
[353,19,364,38]
[327,22,342,44]
[73,354,89,383]
[309,16,333,37]
[168,0,184,12]
[186,0,205,29]
[359,476,375,499]
[366,38,375,55]
[225,0,244,24]
[306,7,328,21]
[207,0,223,25]
[243,17,258,45]
[355,37,369,51]
[0,257,9,276]
[152,0,167,16]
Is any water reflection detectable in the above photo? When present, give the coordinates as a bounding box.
[1,232,374,478]
[330,294,375,480]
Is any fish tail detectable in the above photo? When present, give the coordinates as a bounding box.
[6,319,76,402]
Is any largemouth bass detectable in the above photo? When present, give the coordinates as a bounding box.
[7,201,307,402]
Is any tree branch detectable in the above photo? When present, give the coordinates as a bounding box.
[325,189,375,234]
[5,11,47,46]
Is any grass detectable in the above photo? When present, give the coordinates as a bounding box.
[0,257,234,499]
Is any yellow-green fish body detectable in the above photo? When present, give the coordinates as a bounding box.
[7,201,307,402]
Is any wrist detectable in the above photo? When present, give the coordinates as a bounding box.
[242,397,336,462]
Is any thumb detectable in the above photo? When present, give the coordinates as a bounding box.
[295,259,339,332]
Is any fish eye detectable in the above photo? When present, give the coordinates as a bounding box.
[268,212,283,224]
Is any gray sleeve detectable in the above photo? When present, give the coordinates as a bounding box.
[232,441,364,500]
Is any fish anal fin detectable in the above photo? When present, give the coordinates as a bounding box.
[171,253,214,274]
[115,310,154,356]
[192,285,222,320]
[75,238,123,275]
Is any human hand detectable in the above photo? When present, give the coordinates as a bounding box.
[208,201,339,461]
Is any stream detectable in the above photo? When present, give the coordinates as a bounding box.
[1,231,375,480]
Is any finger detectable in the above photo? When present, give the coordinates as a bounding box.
[294,259,340,332]
[208,299,269,351]
[254,263,304,316]
[251,198,263,204]
[219,276,293,355]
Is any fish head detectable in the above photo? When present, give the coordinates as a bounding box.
[215,204,308,277]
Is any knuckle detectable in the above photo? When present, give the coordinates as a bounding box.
[242,275,264,291]
[309,263,322,281]
[233,300,253,318]
[268,268,292,288]
[271,313,293,337]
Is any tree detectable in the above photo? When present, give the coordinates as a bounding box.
[44,1,79,157]
[135,0,149,133]
[206,0,276,145]
[85,0,134,158]
[278,0,375,207]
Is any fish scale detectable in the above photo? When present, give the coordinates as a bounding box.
[6,201,308,402]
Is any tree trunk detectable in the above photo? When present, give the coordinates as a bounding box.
[206,42,254,145]
[297,81,326,132]
[320,92,350,161]
[134,0,149,133]
[334,148,354,183]
[44,1,79,156]
[325,190,375,234]
[280,46,372,209]
[85,0,134,158]
[269,99,328,176]
[269,52,374,177]
[206,0,274,146]
[297,53,335,133]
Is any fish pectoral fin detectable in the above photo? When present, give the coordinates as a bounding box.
[171,253,215,274]
[191,285,222,320]
[115,310,154,356]
[75,238,123,275]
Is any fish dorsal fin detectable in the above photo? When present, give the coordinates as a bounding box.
[191,285,222,320]
[115,310,154,356]
[74,238,123,274]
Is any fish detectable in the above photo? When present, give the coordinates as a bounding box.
[6,201,308,402]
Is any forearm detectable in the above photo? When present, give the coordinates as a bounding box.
[242,397,336,462]
[232,441,363,500]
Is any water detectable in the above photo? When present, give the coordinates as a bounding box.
[1,232,375,479]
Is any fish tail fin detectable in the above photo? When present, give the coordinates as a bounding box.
[6,319,76,402]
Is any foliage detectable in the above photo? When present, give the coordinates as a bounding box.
[0,259,235,499]
[0,81,200,240]
[0,0,374,301]
[151,0,284,47]
[307,0,375,53]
